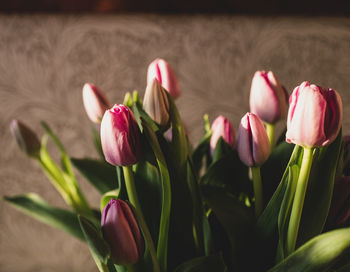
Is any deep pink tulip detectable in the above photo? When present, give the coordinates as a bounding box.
[237,113,270,167]
[101,199,144,265]
[286,82,342,148]
[10,120,41,157]
[100,104,141,166]
[210,115,235,155]
[147,58,181,99]
[82,83,111,124]
[327,177,350,227]
[249,71,289,124]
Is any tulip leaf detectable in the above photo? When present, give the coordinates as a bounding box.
[268,228,350,272]
[71,158,117,194]
[78,215,111,265]
[199,148,250,198]
[202,187,255,271]
[3,193,84,240]
[212,138,234,164]
[191,132,211,177]
[297,131,343,247]
[261,141,296,205]
[276,165,299,261]
[173,253,227,272]
[100,189,121,212]
[92,126,104,160]
[132,98,159,133]
[123,92,133,108]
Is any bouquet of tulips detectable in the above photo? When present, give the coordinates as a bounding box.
[5,59,350,272]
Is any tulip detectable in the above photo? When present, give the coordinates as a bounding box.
[101,199,144,265]
[327,177,350,227]
[100,104,141,166]
[237,113,270,167]
[143,78,170,127]
[10,120,41,157]
[210,115,235,155]
[249,71,289,124]
[286,81,342,148]
[147,58,181,99]
[82,83,111,124]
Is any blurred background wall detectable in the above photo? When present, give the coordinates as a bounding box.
[0,3,350,272]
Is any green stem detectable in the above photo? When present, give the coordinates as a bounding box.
[286,147,314,255]
[251,167,263,217]
[122,166,144,219]
[265,123,275,150]
[131,204,161,272]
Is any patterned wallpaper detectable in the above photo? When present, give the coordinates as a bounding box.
[1,15,350,271]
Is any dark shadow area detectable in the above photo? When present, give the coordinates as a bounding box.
[1,0,350,15]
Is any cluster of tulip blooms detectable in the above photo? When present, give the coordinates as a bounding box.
[6,58,350,272]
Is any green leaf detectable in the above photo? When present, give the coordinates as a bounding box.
[100,190,120,212]
[3,193,84,240]
[78,215,110,264]
[277,165,299,261]
[297,131,343,247]
[268,228,350,272]
[92,126,104,160]
[212,138,234,164]
[71,158,117,194]
[191,133,211,177]
[173,253,227,272]
[202,188,255,271]
[123,92,133,107]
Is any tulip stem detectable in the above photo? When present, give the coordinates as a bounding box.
[286,147,314,255]
[123,166,144,220]
[251,166,263,217]
[265,123,275,149]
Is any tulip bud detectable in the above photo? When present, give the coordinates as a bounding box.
[249,71,289,124]
[10,120,41,157]
[101,199,144,265]
[237,113,270,167]
[147,58,181,99]
[143,78,170,127]
[82,83,111,124]
[210,115,235,155]
[286,82,343,148]
[327,177,350,227]
[100,104,141,166]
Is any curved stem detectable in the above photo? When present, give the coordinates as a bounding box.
[251,166,263,217]
[265,123,275,150]
[286,147,314,255]
[123,166,144,219]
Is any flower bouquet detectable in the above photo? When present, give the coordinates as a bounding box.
[5,59,350,272]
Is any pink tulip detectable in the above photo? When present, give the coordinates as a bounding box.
[82,83,111,124]
[100,104,141,166]
[147,58,181,99]
[249,71,288,124]
[101,199,144,264]
[210,115,235,155]
[237,113,270,166]
[286,82,342,148]
[327,177,350,227]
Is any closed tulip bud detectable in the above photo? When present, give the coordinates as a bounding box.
[100,104,141,166]
[237,113,270,167]
[83,83,111,124]
[286,82,343,148]
[210,115,235,155]
[143,78,170,127]
[101,199,144,265]
[249,71,289,124]
[327,177,350,227]
[147,58,181,99]
[10,120,41,157]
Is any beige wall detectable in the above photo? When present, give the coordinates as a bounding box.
[1,15,350,271]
